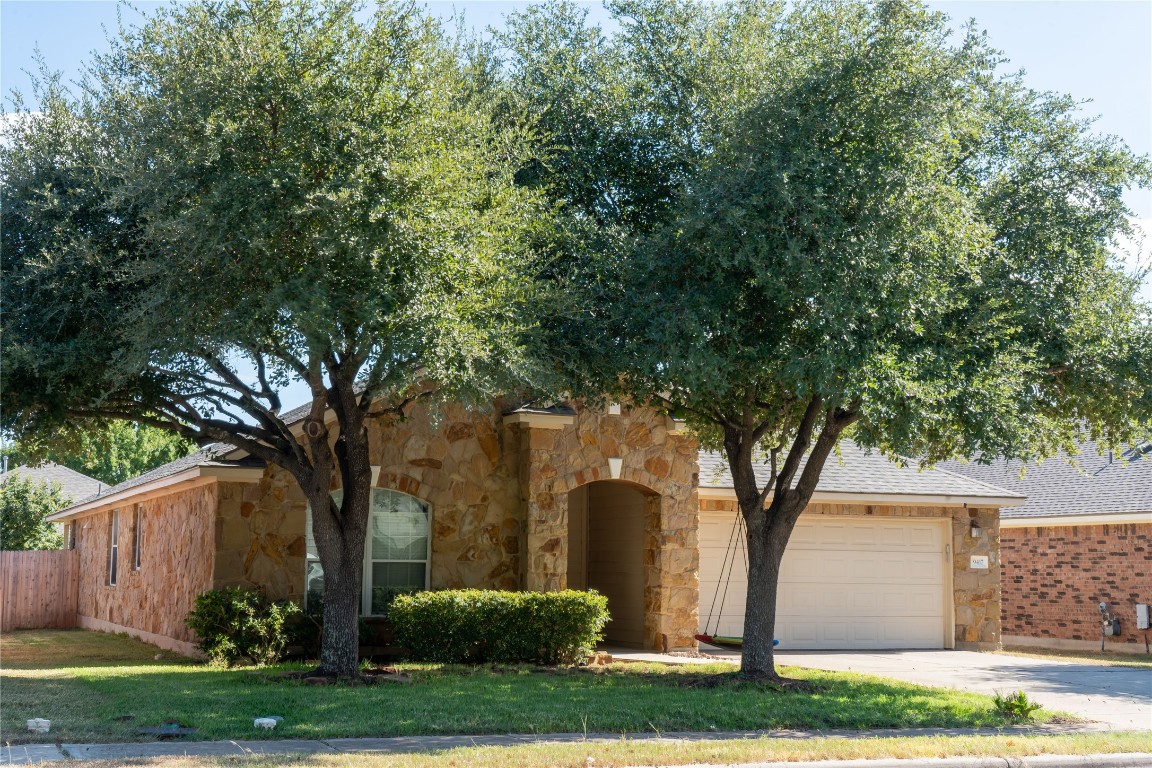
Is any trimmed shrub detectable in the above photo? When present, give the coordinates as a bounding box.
[186,587,301,666]
[389,589,609,665]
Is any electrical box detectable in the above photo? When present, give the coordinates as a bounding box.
[969,555,989,570]
[1137,604,1150,630]
[1104,619,1121,636]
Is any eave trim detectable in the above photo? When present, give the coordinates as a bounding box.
[1001,511,1152,528]
[697,486,1023,508]
[502,412,576,429]
[47,465,264,522]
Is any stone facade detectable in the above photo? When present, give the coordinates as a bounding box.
[73,483,217,654]
[1001,522,1151,650]
[516,407,700,651]
[368,402,524,591]
[62,399,1005,658]
[213,479,306,600]
[698,499,1002,650]
[194,399,701,651]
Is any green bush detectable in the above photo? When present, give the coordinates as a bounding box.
[389,589,609,665]
[185,587,301,666]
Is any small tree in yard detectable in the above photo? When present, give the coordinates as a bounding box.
[2,0,546,678]
[506,0,1152,680]
[0,475,66,551]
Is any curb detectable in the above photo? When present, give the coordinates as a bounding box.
[0,730,1144,765]
[632,756,1152,768]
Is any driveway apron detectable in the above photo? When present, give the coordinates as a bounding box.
[769,650,1151,730]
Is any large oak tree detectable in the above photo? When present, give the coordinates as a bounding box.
[505,0,1152,678]
[2,0,547,677]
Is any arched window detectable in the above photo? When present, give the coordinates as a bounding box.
[305,488,430,615]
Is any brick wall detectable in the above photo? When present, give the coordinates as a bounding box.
[1000,522,1151,647]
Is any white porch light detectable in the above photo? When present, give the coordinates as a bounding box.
[608,457,623,479]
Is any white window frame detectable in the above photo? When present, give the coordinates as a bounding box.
[133,507,142,571]
[108,510,119,587]
[360,490,432,616]
[305,488,431,616]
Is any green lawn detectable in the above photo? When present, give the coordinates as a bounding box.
[2,630,1067,745]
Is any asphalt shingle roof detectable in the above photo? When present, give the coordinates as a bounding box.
[939,440,1152,518]
[3,463,104,504]
[698,440,1022,501]
[71,443,247,504]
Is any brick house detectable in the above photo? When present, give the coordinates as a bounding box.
[49,400,1020,657]
[944,441,1152,654]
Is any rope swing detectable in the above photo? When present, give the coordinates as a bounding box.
[694,508,779,651]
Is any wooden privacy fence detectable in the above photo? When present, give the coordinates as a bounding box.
[0,550,79,631]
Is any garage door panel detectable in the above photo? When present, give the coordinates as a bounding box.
[779,587,941,618]
[781,551,941,585]
[699,513,946,650]
[785,519,942,553]
[778,618,942,649]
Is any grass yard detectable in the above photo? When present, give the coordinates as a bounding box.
[998,645,1152,669]
[2,630,1071,745]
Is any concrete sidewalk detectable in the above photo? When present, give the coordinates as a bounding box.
[0,723,1121,765]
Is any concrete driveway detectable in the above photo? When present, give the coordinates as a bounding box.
[771,650,1151,730]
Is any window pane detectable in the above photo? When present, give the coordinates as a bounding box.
[371,491,429,560]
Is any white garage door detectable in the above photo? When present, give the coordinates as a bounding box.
[698,514,947,650]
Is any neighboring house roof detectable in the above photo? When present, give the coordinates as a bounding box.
[2,462,103,503]
[940,440,1152,522]
[698,441,1023,506]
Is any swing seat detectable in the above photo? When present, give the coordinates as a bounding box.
[695,634,779,651]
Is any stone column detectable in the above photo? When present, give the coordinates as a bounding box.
[520,426,568,592]
[953,506,1001,650]
[644,491,700,651]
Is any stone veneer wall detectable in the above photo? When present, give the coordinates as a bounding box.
[213,479,306,600]
[698,499,1002,650]
[221,402,525,602]
[206,402,699,651]
[519,406,700,651]
[75,483,217,654]
[369,402,524,591]
[1000,522,1151,649]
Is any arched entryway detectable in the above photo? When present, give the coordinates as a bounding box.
[567,480,653,647]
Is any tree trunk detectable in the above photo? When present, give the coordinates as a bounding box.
[318,537,363,677]
[739,505,789,678]
[301,375,375,679]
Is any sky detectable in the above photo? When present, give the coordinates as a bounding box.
[2,0,1150,407]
